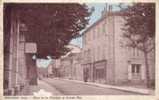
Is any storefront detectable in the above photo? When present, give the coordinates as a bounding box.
[93,60,107,83]
[83,63,91,82]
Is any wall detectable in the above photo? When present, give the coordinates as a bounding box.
[82,11,155,86]
[114,15,155,85]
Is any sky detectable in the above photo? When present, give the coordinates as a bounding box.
[70,3,106,48]
[70,3,121,47]
[37,3,122,68]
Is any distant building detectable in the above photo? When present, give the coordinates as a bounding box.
[48,44,83,80]
[37,67,48,78]
[47,61,54,77]
[82,7,155,85]
[60,44,82,80]
[71,52,83,81]
[60,45,83,80]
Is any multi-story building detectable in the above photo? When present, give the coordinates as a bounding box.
[82,8,155,85]
[71,52,83,81]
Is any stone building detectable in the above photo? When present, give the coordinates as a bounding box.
[46,59,62,78]
[60,44,82,80]
[4,5,28,95]
[71,52,83,81]
[4,4,37,95]
[82,8,155,85]
[38,67,48,78]
[49,44,83,80]
[60,50,83,80]
[47,61,54,77]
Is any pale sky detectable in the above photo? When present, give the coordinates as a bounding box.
[70,3,121,47]
[70,3,107,48]
[37,3,122,68]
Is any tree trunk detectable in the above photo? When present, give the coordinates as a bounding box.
[143,51,150,88]
[26,54,38,85]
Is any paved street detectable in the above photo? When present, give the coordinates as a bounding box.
[42,78,141,95]
[21,80,61,95]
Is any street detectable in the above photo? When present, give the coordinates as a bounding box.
[42,78,141,95]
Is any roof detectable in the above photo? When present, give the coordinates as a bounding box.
[66,44,81,53]
[61,44,81,59]
[82,11,124,35]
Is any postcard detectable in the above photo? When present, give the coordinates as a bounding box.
[1,0,158,100]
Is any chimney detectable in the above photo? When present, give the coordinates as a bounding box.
[110,5,113,12]
[108,5,113,15]
[101,3,108,17]
[108,5,111,12]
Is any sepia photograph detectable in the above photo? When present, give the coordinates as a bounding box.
[3,2,155,96]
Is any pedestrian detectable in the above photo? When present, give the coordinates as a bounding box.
[84,68,88,82]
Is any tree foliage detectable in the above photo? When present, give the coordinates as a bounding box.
[9,3,92,58]
[121,3,155,52]
[120,3,155,88]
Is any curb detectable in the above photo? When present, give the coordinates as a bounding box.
[42,79,63,95]
[60,78,154,95]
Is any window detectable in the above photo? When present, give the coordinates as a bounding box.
[131,64,141,73]
[87,33,90,41]
[133,47,135,56]
[91,31,93,41]
[96,47,98,61]
[89,32,92,41]
[93,29,95,39]
[95,28,97,38]
[99,46,101,60]
[84,34,87,45]
[97,26,100,38]
[94,47,96,61]
[19,33,25,42]
[132,64,136,73]
[136,64,140,73]
[101,47,104,59]
[132,47,141,57]
[93,48,95,61]
[103,23,106,33]
[136,49,140,56]
[97,46,100,60]
[99,26,101,38]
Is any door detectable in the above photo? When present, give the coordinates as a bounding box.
[94,60,106,83]
[131,64,141,80]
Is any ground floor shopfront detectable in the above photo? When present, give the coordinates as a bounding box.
[83,60,107,84]
[82,59,155,86]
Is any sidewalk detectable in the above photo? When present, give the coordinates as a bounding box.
[21,80,62,96]
[60,78,154,95]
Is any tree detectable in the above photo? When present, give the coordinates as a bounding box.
[120,3,155,88]
[9,3,93,59]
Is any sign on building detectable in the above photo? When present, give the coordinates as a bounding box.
[25,42,37,53]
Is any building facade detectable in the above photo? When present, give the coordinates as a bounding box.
[71,52,83,81]
[4,4,38,95]
[82,9,155,85]
[48,44,83,81]
[60,45,83,80]
[4,6,28,95]
[38,67,48,78]
[47,61,54,77]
